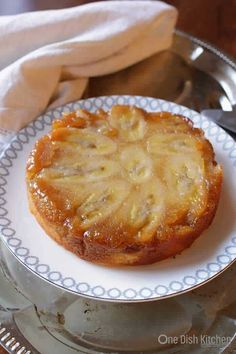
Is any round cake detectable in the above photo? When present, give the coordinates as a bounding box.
[26,105,223,265]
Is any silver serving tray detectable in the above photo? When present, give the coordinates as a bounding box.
[88,30,236,112]
[0,31,236,354]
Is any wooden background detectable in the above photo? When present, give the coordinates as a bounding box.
[0,1,235,353]
[166,0,236,58]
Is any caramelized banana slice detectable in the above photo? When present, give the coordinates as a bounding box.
[164,155,206,213]
[147,133,197,155]
[120,146,152,183]
[52,128,117,155]
[39,158,120,182]
[109,105,147,142]
[77,180,130,228]
[148,113,193,133]
[91,119,118,137]
[128,180,165,241]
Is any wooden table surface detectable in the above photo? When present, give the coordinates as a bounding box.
[0,1,235,353]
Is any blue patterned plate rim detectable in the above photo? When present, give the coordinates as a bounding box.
[0,95,235,302]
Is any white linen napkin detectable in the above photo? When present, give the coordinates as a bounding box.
[0,0,177,133]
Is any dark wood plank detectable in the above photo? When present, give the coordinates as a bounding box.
[0,347,7,354]
[166,0,236,58]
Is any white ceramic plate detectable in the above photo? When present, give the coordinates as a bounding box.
[0,96,236,302]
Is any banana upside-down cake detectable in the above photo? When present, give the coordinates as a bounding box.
[26,105,222,265]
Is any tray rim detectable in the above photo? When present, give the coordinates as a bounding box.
[175,29,236,71]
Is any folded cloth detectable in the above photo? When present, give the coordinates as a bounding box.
[0,0,177,131]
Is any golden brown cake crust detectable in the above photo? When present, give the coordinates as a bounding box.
[26,106,223,266]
